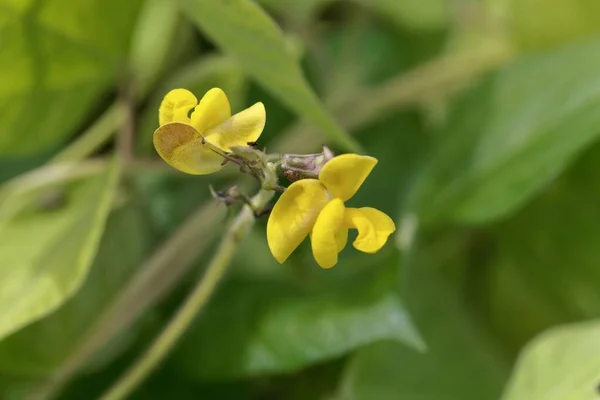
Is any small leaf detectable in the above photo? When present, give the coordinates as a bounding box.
[502,320,600,400]
[179,0,361,152]
[411,36,600,224]
[0,160,121,341]
[0,0,144,154]
[170,252,422,380]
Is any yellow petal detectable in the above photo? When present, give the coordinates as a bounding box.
[336,226,348,253]
[344,207,396,253]
[204,102,266,151]
[318,154,378,202]
[159,89,198,125]
[153,122,224,175]
[311,198,346,269]
[190,87,231,133]
[267,179,330,264]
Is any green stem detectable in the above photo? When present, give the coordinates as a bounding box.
[52,102,127,163]
[99,185,275,400]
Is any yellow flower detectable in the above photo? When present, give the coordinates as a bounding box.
[153,88,266,175]
[267,154,396,269]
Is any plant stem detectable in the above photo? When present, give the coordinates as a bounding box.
[99,185,275,400]
[52,102,127,163]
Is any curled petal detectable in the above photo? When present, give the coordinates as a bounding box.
[159,89,198,125]
[311,198,346,269]
[344,207,395,253]
[336,226,349,253]
[153,122,224,175]
[190,87,231,133]
[205,102,266,151]
[267,180,330,264]
[319,154,378,202]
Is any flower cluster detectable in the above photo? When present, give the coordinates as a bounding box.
[153,88,395,269]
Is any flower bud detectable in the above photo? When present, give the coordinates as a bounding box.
[281,145,335,181]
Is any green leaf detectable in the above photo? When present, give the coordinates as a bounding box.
[411,36,600,224]
[508,0,600,50]
[0,203,148,376]
[0,160,121,341]
[170,252,422,380]
[484,142,600,352]
[179,0,361,152]
[128,0,181,95]
[0,0,144,154]
[256,0,335,24]
[352,0,449,31]
[339,239,509,400]
[502,320,600,400]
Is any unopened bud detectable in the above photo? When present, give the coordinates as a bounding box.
[281,145,335,181]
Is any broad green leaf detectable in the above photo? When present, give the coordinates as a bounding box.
[339,238,509,400]
[136,56,248,154]
[502,320,600,400]
[0,0,144,154]
[0,160,121,341]
[484,142,600,352]
[0,203,148,376]
[507,0,600,50]
[411,36,600,224]
[170,252,422,380]
[352,0,449,31]
[179,0,361,152]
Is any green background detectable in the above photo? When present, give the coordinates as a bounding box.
[1,0,600,398]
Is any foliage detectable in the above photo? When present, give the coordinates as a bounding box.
[2,0,600,398]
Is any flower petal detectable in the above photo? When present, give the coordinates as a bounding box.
[344,207,396,253]
[153,122,224,175]
[336,227,349,253]
[159,89,198,125]
[267,179,330,264]
[190,87,232,133]
[318,154,378,202]
[311,198,346,269]
[204,102,266,151]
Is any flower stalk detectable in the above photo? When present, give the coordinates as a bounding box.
[100,164,277,400]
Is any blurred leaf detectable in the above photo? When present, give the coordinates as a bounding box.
[352,0,449,31]
[323,18,445,91]
[0,151,56,184]
[0,0,144,154]
[0,376,37,400]
[508,0,600,50]
[501,320,600,400]
[0,160,121,341]
[136,56,248,154]
[411,36,600,224]
[22,190,225,400]
[0,202,148,376]
[128,0,181,95]
[179,0,361,152]
[485,142,600,352]
[339,238,509,400]
[171,253,422,380]
[256,0,335,24]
